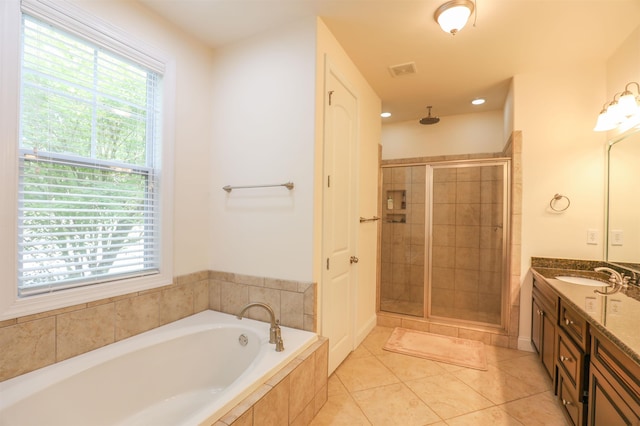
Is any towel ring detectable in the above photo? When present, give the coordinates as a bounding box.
[549,194,570,212]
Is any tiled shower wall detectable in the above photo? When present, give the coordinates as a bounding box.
[430,163,505,325]
[380,166,426,305]
[0,271,316,382]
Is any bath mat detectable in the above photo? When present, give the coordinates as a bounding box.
[383,327,487,371]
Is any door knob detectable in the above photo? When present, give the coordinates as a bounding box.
[350,256,359,264]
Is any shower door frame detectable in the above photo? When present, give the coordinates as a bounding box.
[426,158,511,332]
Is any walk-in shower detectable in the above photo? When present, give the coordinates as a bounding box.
[380,159,510,329]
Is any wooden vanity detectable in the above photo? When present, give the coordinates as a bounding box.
[531,265,640,426]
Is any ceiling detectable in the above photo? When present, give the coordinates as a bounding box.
[138,0,640,123]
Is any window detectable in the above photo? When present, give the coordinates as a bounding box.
[0,0,173,318]
[18,15,162,296]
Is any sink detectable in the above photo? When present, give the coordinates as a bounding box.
[555,276,609,287]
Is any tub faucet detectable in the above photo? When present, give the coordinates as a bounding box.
[236,302,284,352]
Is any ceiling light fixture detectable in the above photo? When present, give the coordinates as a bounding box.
[434,0,475,35]
[471,98,485,105]
[381,112,392,118]
[594,82,640,131]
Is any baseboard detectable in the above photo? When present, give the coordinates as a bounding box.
[355,314,377,348]
[518,336,535,352]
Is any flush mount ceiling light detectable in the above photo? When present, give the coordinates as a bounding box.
[594,82,640,131]
[471,98,485,105]
[434,0,475,35]
[381,112,392,118]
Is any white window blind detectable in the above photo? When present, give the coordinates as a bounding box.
[18,14,163,297]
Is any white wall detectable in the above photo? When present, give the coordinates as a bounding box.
[381,110,505,159]
[514,64,608,347]
[315,18,381,343]
[208,18,317,281]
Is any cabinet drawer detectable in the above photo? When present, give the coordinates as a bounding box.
[533,278,558,316]
[558,368,585,426]
[590,329,640,404]
[557,328,586,395]
[559,300,589,351]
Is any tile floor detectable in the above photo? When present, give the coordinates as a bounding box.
[310,326,570,426]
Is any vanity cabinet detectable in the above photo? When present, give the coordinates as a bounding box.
[588,328,640,425]
[556,300,590,426]
[532,277,559,381]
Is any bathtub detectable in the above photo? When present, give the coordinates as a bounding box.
[0,310,318,426]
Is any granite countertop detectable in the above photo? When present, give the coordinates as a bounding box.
[531,264,640,366]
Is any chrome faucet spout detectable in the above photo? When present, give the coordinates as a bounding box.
[236,302,284,352]
[594,267,623,285]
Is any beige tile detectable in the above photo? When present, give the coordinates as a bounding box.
[314,339,329,394]
[289,354,315,420]
[254,376,290,426]
[56,303,115,361]
[377,352,446,381]
[328,374,349,397]
[193,279,210,313]
[500,390,570,426]
[352,382,441,425]
[493,354,553,394]
[0,317,56,381]
[115,291,161,340]
[159,284,194,324]
[360,326,394,356]
[209,279,222,311]
[310,393,372,426]
[445,406,524,426]
[246,286,281,323]
[314,384,328,415]
[335,355,399,392]
[291,400,316,426]
[220,281,249,314]
[348,343,373,360]
[453,364,543,404]
[229,408,253,426]
[406,373,493,419]
[280,291,304,329]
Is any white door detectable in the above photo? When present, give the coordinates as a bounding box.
[321,63,358,374]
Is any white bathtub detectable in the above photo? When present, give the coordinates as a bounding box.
[0,310,318,426]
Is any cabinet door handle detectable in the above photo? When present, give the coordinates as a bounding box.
[564,318,574,326]
[560,355,572,363]
[562,399,572,406]
[539,310,544,317]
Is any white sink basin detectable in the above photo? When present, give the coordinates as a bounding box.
[555,276,608,287]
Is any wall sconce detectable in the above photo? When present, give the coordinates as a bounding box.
[434,0,475,35]
[594,82,640,132]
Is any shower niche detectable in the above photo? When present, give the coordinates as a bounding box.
[380,160,510,329]
[385,189,406,223]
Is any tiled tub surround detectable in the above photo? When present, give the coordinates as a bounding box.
[0,311,325,426]
[0,270,317,382]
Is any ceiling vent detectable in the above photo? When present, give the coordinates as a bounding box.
[388,62,417,77]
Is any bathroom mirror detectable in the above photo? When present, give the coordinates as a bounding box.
[606,126,640,273]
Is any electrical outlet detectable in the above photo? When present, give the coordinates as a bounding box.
[611,230,624,246]
[587,229,599,245]
[610,299,623,315]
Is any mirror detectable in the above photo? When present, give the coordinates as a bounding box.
[606,127,640,273]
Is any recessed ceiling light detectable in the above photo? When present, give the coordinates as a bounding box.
[471,98,486,105]
[381,112,392,118]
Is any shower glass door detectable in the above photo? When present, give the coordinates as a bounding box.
[429,161,509,327]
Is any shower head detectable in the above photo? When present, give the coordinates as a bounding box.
[419,106,440,125]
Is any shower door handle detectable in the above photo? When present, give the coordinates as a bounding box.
[350,256,359,264]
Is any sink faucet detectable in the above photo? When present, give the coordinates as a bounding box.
[236,302,284,352]
[593,267,629,295]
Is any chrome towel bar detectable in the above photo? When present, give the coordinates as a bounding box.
[223,182,294,193]
[359,216,381,223]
